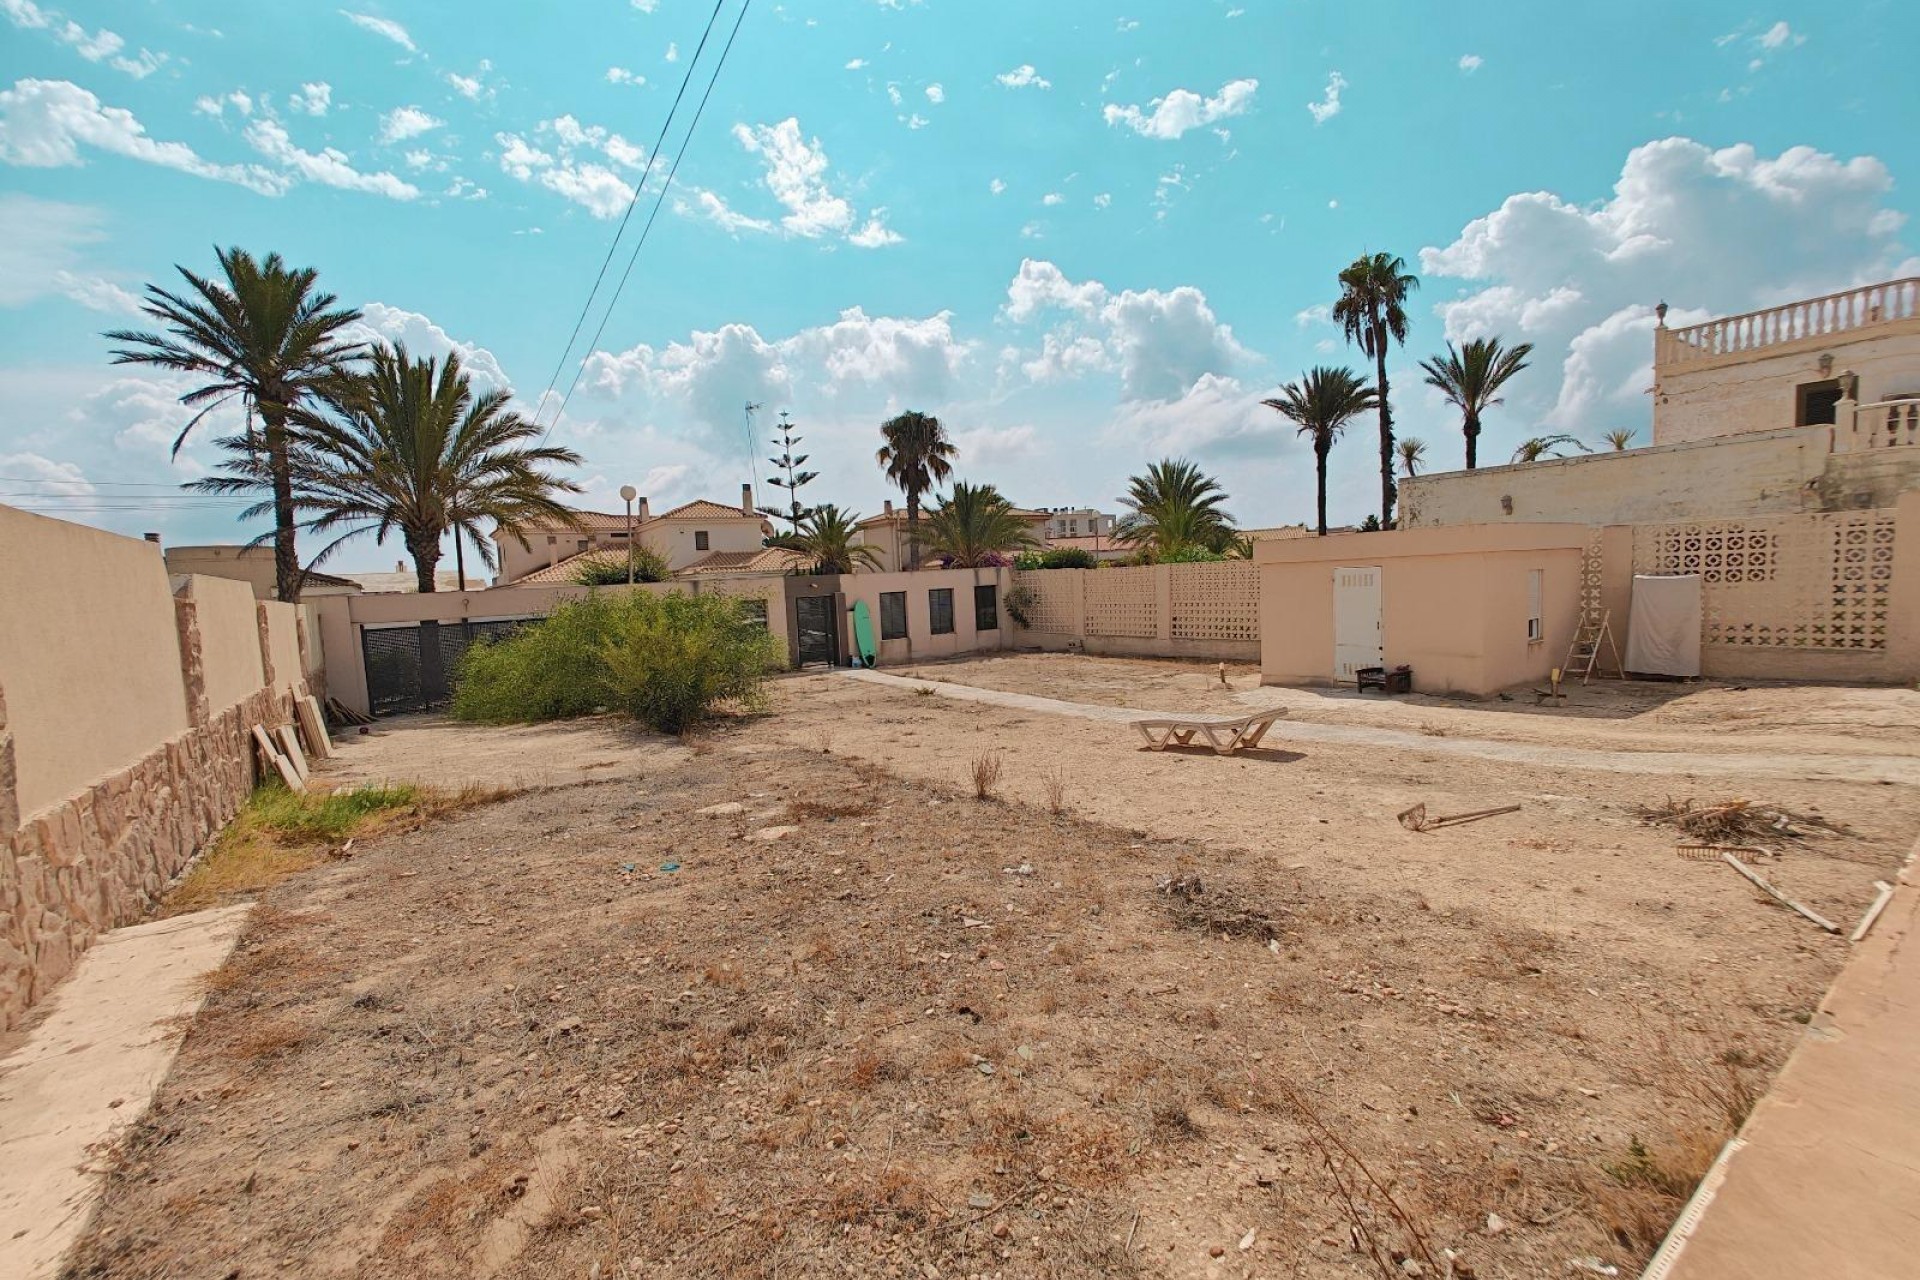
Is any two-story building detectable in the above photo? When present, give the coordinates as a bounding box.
[496,484,775,584]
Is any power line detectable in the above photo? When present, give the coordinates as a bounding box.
[532,0,731,435]
[547,0,752,436]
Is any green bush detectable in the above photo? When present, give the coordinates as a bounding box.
[574,546,670,585]
[452,590,782,733]
[1159,544,1229,564]
[1013,546,1099,571]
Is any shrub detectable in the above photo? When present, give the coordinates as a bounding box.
[452,590,783,734]
[1159,543,1229,564]
[574,546,671,585]
[1003,583,1035,628]
[1013,547,1098,570]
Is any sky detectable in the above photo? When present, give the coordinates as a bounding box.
[2,0,1918,570]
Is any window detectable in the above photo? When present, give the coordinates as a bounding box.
[974,583,999,631]
[1795,378,1844,427]
[694,531,710,551]
[738,598,769,629]
[610,531,628,539]
[879,590,908,640]
[928,587,955,635]
[1526,568,1544,643]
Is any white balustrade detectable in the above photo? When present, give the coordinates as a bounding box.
[1656,278,1920,368]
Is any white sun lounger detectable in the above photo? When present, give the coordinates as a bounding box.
[1132,708,1287,755]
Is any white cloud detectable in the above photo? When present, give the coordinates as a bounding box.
[903,113,929,130]
[1020,333,1111,382]
[0,192,138,312]
[1093,192,1111,208]
[1421,137,1912,440]
[886,83,903,107]
[0,78,288,195]
[605,66,645,86]
[952,424,1039,464]
[681,188,773,235]
[378,105,443,144]
[289,82,332,115]
[925,83,945,104]
[1458,54,1483,74]
[1104,373,1275,458]
[631,0,658,10]
[1758,21,1797,50]
[0,0,165,78]
[0,450,94,496]
[727,117,902,247]
[1000,258,1250,401]
[997,64,1051,90]
[342,302,514,394]
[1307,70,1345,125]
[446,61,494,100]
[493,115,649,219]
[194,89,254,119]
[340,10,414,53]
[1041,191,1063,206]
[665,41,678,62]
[989,177,1006,196]
[1103,77,1258,140]
[845,58,868,70]
[244,119,420,200]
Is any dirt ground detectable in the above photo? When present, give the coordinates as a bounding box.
[60,659,1920,1279]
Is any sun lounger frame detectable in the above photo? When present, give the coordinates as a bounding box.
[1131,708,1287,755]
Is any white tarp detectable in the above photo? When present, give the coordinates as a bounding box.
[1626,574,1703,677]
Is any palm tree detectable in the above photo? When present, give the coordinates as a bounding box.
[106,248,363,601]
[1332,251,1418,527]
[1603,428,1637,452]
[875,410,957,570]
[1510,434,1590,464]
[225,343,583,591]
[773,504,882,574]
[1417,336,1534,470]
[1397,437,1427,477]
[1114,458,1235,559]
[1263,368,1376,537]
[915,482,1039,568]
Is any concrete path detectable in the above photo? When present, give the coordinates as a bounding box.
[0,905,250,1280]
[1647,851,1920,1279]
[845,669,1920,784]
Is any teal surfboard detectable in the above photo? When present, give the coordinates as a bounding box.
[851,599,878,668]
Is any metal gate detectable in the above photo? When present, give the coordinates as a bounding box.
[794,595,839,667]
[362,618,533,716]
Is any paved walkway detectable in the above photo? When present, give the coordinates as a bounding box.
[0,905,250,1280]
[845,669,1920,784]
[1649,852,1919,1279]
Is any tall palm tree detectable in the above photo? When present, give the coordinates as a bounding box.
[1262,367,1376,537]
[221,344,584,591]
[1332,251,1418,527]
[1603,428,1637,452]
[772,504,882,574]
[1417,336,1534,470]
[915,482,1039,567]
[875,410,957,570]
[1509,433,1590,464]
[1397,437,1427,477]
[1114,458,1235,559]
[106,248,363,602]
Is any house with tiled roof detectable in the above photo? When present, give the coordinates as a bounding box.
[854,499,1052,572]
[494,484,776,585]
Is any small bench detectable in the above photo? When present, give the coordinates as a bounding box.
[1356,664,1412,695]
[1132,708,1287,755]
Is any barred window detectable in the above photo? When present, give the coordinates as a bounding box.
[974,583,999,631]
[929,587,954,635]
[879,591,907,640]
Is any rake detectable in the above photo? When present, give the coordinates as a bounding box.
[1396,802,1522,832]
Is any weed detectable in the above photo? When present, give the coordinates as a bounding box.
[1277,1075,1439,1278]
[971,751,1003,800]
[1039,767,1068,815]
[913,685,938,698]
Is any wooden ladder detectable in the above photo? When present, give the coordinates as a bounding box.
[1564,609,1623,684]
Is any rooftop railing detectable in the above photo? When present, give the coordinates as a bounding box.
[1656,278,1920,369]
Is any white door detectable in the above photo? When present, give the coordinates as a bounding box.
[1333,566,1383,680]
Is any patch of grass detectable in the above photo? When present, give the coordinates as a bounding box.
[970,751,1003,800]
[166,781,503,913]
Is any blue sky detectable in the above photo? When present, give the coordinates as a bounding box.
[2,0,1917,569]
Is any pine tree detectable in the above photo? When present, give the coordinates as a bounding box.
[758,411,818,534]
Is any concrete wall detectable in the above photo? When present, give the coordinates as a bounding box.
[1006,562,1262,662]
[163,544,280,600]
[837,568,1012,665]
[1400,427,1828,529]
[498,513,769,582]
[0,506,192,819]
[2,507,311,1029]
[1255,524,1591,697]
[181,576,265,717]
[1655,320,1920,445]
[263,601,304,692]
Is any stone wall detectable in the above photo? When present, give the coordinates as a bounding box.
[0,683,297,1027]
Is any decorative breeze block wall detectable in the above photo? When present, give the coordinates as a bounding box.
[1084,566,1159,638]
[1169,562,1260,641]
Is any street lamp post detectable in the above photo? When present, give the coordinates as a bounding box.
[620,484,638,585]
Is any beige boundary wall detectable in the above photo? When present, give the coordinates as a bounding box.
[1007,561,1261,662]
[1254,494,1920,695]
[1,506,314,1030]
[836,567,1014,665]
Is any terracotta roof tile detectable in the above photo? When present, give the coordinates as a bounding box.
[657,499,756,520]
[678,547,807,575]
[513,549,630,585]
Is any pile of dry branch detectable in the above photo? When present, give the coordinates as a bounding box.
[1635,798,1848,844]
